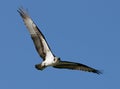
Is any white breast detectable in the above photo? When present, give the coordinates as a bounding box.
[43,51,55,66]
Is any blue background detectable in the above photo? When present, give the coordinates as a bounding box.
[0,0,120,89]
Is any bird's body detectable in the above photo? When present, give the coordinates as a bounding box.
[18,8,102,74]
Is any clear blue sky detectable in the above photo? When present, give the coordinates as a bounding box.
[0,0,120,89]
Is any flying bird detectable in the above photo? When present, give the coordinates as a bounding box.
[18,8,102,74]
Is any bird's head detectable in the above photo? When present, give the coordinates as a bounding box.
[54,57,61,62]
[54,57,60,60]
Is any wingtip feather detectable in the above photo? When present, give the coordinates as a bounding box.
[17,7,29,19]
[92,69,103,74]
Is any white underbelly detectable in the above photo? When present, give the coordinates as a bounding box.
[44,51,55,66]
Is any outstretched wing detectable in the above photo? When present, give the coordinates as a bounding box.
[18,8,54,60]
[53,61,102,74]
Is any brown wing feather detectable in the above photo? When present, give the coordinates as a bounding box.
[18,8,54,60]
[53,61,102,74]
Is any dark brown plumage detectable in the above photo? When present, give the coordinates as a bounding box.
[18,8,102,74]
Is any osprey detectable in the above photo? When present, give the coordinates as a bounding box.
[18,8,102,74]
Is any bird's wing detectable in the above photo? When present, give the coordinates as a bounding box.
[53,61,102,74]
[18,8,54,60]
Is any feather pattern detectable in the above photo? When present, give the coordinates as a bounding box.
[54,61,102,74]
[18,8,102,74]
[18,8,54,60]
